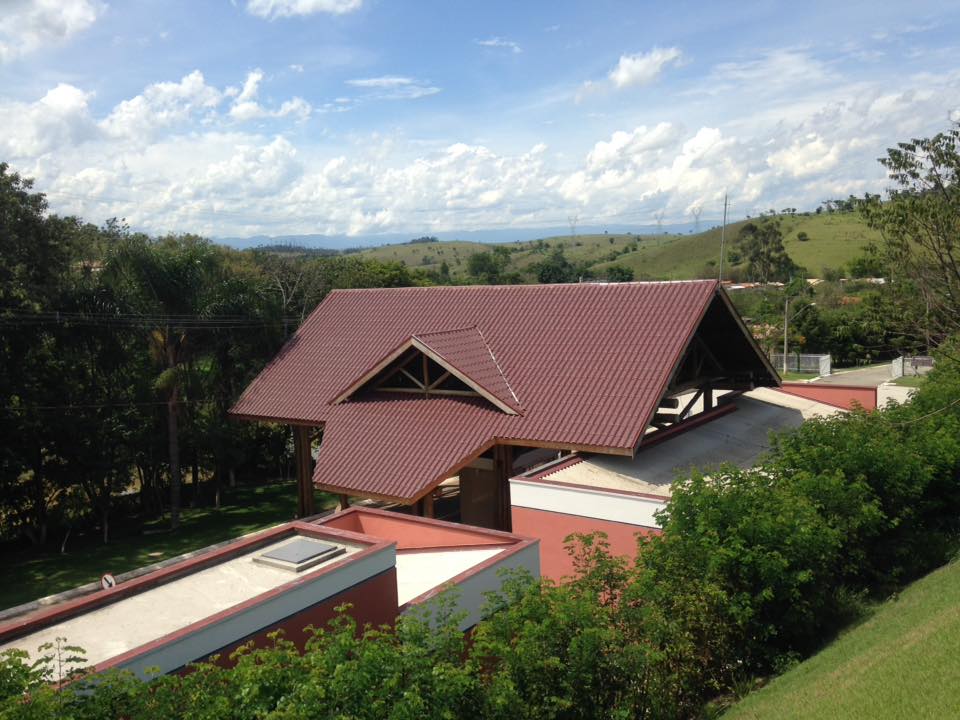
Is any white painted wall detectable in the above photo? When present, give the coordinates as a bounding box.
[403,541,540,631]
[510,478,666,529]
[116,545,395,679]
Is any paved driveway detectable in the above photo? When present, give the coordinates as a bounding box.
[813,364,893,387]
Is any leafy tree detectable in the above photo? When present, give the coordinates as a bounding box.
[735,219,801,283]
[605,265,634,282]
[467,247,510,284]
[535,249,577,284]
[860,124,960,346]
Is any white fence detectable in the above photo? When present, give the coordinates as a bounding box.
[770,353,831,376]
[892,356,935,378]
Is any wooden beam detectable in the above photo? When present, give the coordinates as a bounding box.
[293,425,316,518]
[399,367,425,389]
[422,492,435,519]
[427,370,452,390]
[493,444,514,532]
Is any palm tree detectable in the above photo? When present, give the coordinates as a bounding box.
[105,233,219,529]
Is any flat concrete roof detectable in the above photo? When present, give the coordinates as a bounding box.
[395,547,505,605]
[0,535,364,669]
[531,391,839,497]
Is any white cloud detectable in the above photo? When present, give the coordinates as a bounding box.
[0,83,97,157]
[345,76,441,100]
[229,69,312,121]
[245,0,361,19]
[577,47,683,102]
[7,58,960,239]
[767,134,841,177]
[101,71,223,139]
[475,37,522,54]
[609,47,683,89]
[0,0,104,62]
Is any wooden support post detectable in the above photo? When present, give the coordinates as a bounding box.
[422,491,435,519]
[493,444,514,532]
[337,494,350,511]
[293,425,316,518]
[704,384,714,411]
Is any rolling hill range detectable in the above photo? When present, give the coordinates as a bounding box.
[350,212,881,281]
[722,558,960,720]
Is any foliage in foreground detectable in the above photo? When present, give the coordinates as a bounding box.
[3,345,960,719]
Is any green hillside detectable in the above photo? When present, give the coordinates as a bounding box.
[723,558,960,720]
[355,212,880,281]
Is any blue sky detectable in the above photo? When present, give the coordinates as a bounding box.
[2,0,959,240]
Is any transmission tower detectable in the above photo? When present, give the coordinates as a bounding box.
[691,206,703,233]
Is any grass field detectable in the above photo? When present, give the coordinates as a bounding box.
[723,557,960,720]
[1,481,333,611]
[357,212,880,281]
[893,375,926,387]
[780,372,818,381]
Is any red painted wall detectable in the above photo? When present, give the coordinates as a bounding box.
[778,383,877,411]
[205,567,398,668]
[511,506,657,581]
[321,512,507,549]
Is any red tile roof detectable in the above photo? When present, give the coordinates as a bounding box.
[232,281,769,502]
[414,326,522,414]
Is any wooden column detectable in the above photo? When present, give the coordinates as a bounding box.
[493,444,514,532]
[293,425,316,518]
[422,491,435,519]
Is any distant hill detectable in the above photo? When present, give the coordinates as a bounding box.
[352,211,880,281]
[723,557,960,720]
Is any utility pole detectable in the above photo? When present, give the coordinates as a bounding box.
[783,295,790,374]
[718,193,728,283]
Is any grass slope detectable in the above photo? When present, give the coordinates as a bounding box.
[0,481,332,611]
[357,213,880,281]
[723,558,960,720]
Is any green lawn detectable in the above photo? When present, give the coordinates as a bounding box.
[723,558,960,719]
[1,481,333,611]
[893,375,926,387]
[780,372,818,382]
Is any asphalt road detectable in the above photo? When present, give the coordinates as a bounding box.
[812,364,893,387]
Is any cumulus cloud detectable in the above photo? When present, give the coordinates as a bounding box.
[229,69,312,121]
[577,47,683,102]
[0,0,104,62]
[609,47,683,89]
[7,56,960,239]
[245,0,361,19]
[475,37,522,54]
[766,134,841,177]
[0,83,97,156]
[101,70,223,139]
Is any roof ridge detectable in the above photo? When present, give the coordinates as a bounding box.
[327,279,718,294]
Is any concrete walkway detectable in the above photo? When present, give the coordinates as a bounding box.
[813,364,893,387]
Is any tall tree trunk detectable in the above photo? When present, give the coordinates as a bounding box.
[168,386,181,530]
[191,448,200,509]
